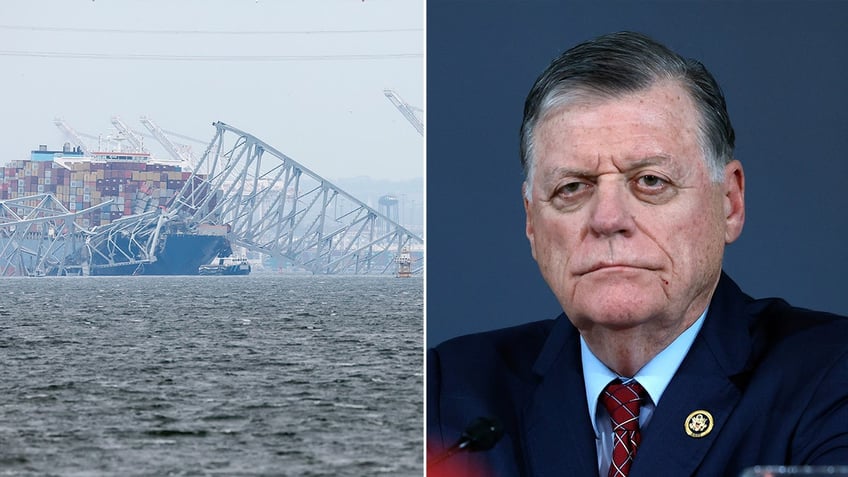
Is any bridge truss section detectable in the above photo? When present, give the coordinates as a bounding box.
[81,209,170,275]
[172,121,423,275]
[0,194,109,276]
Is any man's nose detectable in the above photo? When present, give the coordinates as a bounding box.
[587,179,635,237]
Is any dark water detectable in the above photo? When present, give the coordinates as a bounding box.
[0,275,423,476]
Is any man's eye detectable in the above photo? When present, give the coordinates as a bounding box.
[631,173,677,204]
[546,181,592,210]
[637,174,665,188]
[556,182,590,197]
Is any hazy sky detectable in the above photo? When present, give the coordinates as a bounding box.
[0,0,423,181]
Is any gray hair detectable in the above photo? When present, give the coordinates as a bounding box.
[520,31,735,199]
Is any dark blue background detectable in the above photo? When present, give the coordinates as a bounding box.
[426,1,848,346]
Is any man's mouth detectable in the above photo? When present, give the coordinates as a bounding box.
[577,262,659,276]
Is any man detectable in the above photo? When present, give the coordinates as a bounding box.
[427,31,848,476]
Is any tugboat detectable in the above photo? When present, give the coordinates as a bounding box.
[198,256,251,276]
[395,247,412,278]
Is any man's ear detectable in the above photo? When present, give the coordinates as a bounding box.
[523,182,537,260]
[723,160,745,244]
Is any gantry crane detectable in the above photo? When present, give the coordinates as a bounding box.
[110,116,147,153]
[139,116,194,170]
[53,118,91,155]
[383,89,423,136]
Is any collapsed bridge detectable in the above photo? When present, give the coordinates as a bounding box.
[0,121,423,276]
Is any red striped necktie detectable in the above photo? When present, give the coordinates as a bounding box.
[601,379,646,477]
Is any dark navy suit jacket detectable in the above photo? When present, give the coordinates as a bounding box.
[427,273,848,476]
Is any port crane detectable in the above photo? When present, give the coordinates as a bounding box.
[110,116,147,153]
[53,118,92,155]
[383,89,423,136]
[140,116,195,170]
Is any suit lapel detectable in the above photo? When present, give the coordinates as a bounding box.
[522,316,599,476]
[632,274,754,477]
[630,339,743,476]
[520,274,755,477]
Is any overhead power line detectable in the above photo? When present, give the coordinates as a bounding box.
[0,50,422,61]
[0,24,422,35]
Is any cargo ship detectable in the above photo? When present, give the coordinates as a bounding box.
[88,232,232,276]
[0,143,232,275]
[2,144,189,225]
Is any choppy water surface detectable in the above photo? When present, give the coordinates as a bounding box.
[0,275,423,476]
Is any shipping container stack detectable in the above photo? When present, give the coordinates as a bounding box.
[0,156,195,228]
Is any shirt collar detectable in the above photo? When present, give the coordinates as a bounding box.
[581,307,707,432]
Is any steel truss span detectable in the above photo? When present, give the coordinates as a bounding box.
[173,121,422,275]
[0,194,109,276]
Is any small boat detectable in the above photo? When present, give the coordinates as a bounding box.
[198,256,251,276]
[395,247,412,278]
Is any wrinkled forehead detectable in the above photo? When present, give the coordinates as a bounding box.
[531,80,707,160]
[530,82,708,177]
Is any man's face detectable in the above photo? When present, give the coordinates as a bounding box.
[524,81,744,335]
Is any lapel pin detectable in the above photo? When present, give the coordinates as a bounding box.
[684,410,714,438]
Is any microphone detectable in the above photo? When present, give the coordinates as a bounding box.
[428,416,504,467]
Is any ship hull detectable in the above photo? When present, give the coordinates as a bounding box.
[90,234,230,276]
